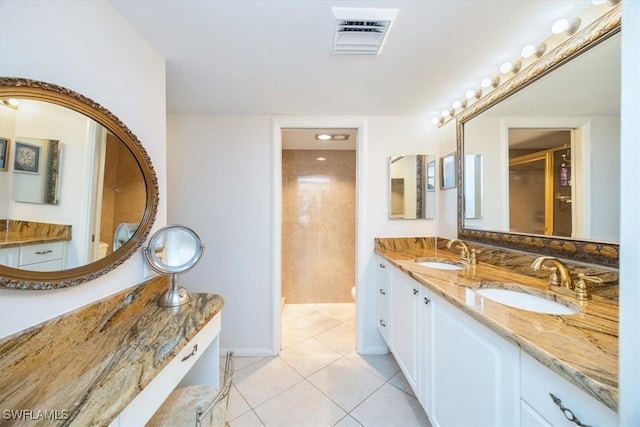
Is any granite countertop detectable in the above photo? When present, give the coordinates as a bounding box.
[0,232,72,248]
[375,238,618,412]
[0,220,72,248]
[0,276,224,426]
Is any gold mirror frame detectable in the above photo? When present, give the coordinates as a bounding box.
[0,77,159,289]
[456,5,620,267]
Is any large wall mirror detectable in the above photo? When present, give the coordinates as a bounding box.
[389,154,435,219]
[457,6,620,267]
[0,78,159,289]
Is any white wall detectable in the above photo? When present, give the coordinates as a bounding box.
[167,114,438,354]
[619,2,640,424]
[437,120,458,239]
[0,0,166,338]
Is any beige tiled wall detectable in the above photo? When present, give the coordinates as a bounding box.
[282,150,356,303]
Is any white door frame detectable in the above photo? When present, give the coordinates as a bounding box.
[271,117,367,354]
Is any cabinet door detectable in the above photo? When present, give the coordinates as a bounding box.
[390,272,420,393]
[0,247,19,268]
[431,297,518,427]
[376,258,391,343]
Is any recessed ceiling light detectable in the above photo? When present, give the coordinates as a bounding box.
[315,133,350,141]
[316,157,327,161]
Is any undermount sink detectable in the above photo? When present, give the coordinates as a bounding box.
[475,286,579,315]
[415,259,464,271]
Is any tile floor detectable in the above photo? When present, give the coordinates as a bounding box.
[224,303,432,427]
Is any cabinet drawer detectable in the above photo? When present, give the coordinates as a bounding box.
[19,241,64,266]
[115,312,221,426]
[520,352,617,426]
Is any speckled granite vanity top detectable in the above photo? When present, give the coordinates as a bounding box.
[375,237,618,412]
[0,276,224,426]
[0,220,71,248]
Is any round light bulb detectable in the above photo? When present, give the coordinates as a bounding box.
[481,78,492,88]
[431,117,441,125]
[552,18,569,34]
[441,109,451,118]
[452,100,461,109]
[521,44,536,58]
[500,62,513,73]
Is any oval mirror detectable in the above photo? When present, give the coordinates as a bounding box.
[0,78,159,289]
[143,225,204,307]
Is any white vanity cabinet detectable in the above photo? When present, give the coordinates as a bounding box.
[430,292,519,427]
[390,270,421,393]
[0,246,19,268]
[18,241,65,271]
[520,352,617,427]
[0,241,65,271]
[111,312,222,427]
[375,257,391,342]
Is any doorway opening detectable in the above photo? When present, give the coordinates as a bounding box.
[281,128,357,304]
[271,118,366,355]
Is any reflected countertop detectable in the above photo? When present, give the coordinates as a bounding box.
[0,220,72,248]
[0,275,224,426]
[375,237,618,412]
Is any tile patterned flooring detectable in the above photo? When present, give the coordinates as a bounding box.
[225,303,432,427]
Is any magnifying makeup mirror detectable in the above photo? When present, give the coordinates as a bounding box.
[143,225,205,308]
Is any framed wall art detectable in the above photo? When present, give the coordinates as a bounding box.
[14,141,40,173]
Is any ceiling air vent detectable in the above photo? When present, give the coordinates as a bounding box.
[332,7,398,55]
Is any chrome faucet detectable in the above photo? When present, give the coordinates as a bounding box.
[446,239,479,264]
[531,256,573,289]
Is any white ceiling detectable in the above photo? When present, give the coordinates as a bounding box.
[112,0,594,118]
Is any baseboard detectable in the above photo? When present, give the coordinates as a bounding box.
[358,344,390,355]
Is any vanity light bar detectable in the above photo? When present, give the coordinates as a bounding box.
[430,1,615,128]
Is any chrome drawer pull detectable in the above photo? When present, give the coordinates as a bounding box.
[379,288,386,295]
[379,263,386,269]
[181,344,198,362]
[424,297,431,305]
[413,288,418,295]
[35,250,53,255]
[549,393,592,427]
[379,319,386,327]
